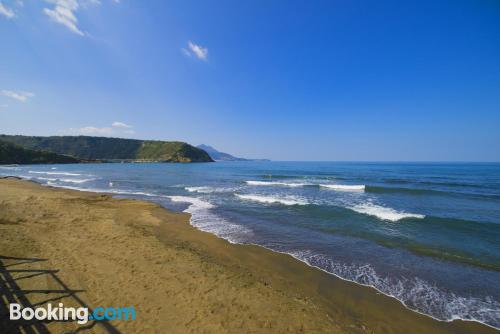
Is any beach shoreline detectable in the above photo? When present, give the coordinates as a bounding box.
[0,177,497,333]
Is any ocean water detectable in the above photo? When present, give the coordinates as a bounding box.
[2,161,500,329]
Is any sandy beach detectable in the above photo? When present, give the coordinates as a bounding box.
[0,177,496,334]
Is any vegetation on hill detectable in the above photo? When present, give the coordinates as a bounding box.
[0,135,213,162]
[137,141,212,162]
[0,141,80,164]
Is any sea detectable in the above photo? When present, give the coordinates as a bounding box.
[1,161,499,329]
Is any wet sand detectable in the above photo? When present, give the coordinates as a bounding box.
[0,177,496,333]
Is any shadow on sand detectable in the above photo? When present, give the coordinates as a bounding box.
[0,255,120,334]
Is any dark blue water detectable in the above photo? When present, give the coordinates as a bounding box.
[2,162,499,329]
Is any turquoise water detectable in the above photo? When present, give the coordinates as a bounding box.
[2,162,500,329]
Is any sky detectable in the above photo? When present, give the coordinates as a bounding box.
[1,0,499,161]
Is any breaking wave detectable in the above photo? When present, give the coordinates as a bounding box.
[37,177,95,184]
[185,186,238,193]
[235,194,309,206]
[245,180,311,187]
[29,171,82,176]
[320,184,365,191]
[246,180,365,191]
[349,202,425,222]
[168,196,251,243]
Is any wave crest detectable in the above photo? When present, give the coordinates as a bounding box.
[38,177,95,184]
[29,171,82,176]
[320,184,365,191]
[246,180,310,187]
[185,186,237,193]
[350,202,425,221]
[236,194,308,206]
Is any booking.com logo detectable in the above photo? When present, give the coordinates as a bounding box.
[10,303,136,324]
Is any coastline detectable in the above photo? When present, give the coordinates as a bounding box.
[0,177,497,333]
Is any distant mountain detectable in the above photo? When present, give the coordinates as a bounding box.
[197,144,268,161]
[197,144,246,161]
[0,140,80,164]
[0,135,213,163]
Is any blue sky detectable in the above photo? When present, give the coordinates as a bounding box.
[1,0,499,161]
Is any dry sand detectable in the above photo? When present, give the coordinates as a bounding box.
[0,178,496,334]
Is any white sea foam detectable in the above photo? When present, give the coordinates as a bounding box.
[36,176,94,184]
[350,202,425,221]
[0,166,21,170]
[108,189,164,197]
[36,177,58,181]
[186,186,214,193]
[168,196,251,243]
[235,194,308,206]
[320,184,365,191]
[59,178,95,184]
[287,249,500,329]
[245,180,310,187]
[185,186,238,193]
[169,195,215,209]
[29,171,82,176]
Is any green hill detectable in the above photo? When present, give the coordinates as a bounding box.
[0,135,213,163]
[0,141,80,164]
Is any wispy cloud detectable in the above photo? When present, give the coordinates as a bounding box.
[182,41,208,61]
[43,0,84,36]
[0,2,15,18]
[3,1,117,32]
[61,121,135,136]
[1,90,35,102]
[111,121,132,129]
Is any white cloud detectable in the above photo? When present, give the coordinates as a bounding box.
[62,121,135,136]
[3,1,117,29]
[182,41,208,61]
[43,0,84,36]
[1,90,35,102]
[111,121,132,129]
[0,3,15,18]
